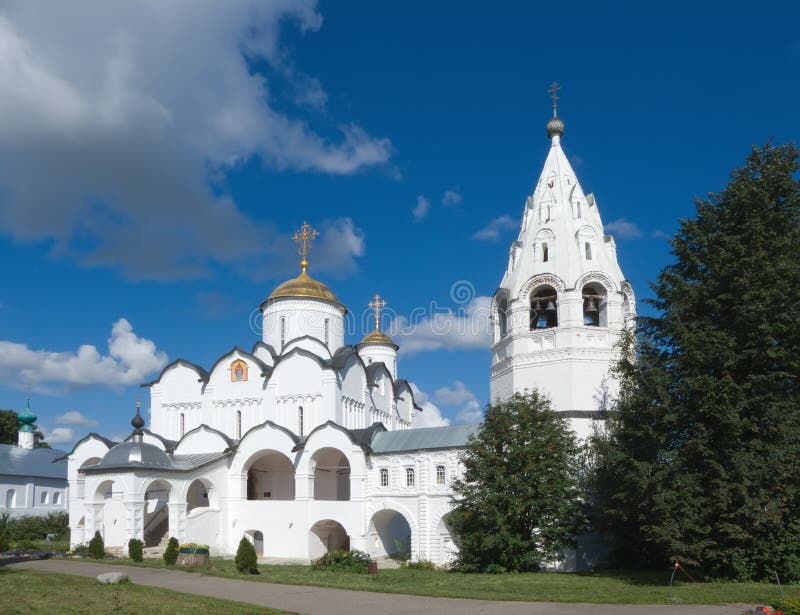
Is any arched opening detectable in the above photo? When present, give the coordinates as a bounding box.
[254,530,264,556]
[187,478,215,512]
[437,513,459,565]
[542,242,549,262]
[309,519,348,559]
[530,286,558,329]
[143,479,171,547]
[367,509,413,561]
[497,297,508,338]
[246,450,295,500]
[180,413,185,437]
[93,480,124,547]
[582,283,608,327]
[236,410,242,439]
[311,448,350,501]
[298,406,304,437]
[76,457,103,498]
[5,489,16,508]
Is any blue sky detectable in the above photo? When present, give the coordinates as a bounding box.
[0,2,798,448]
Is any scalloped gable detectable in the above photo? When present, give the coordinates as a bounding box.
[282,334,333,359]
[207,346,271,380]
[237,419,301,449]
[142,358,209,388]
[173,424,234,454]
[56,432,116,461]
[295,420,379,453]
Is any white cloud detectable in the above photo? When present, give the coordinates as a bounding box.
[0,318,168,389]
[409,383,450,428]
[442,188,462,207]
[605,218,643,239]
[434,380,483,424]
[412,195,430,222]
[0,2,389,280]
[394,295,491,356]
[54,411,98,427]
[471,215,517,241]
[43,426,74,444]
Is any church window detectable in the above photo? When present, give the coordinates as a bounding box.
[180,413,185,437]
[280,317,286,349]
[40,491,48,504]
[380,468,389,487]
[530,286,558,329]
[582,283,607,327]
[576,202,582,218]
[406,467,415,487]
[542,243,549,262]
[436,465,446,486]
[298,406,304,436]
[231,359,248,382]
[324,318,330,345]
[236,410,242,439]
[53,492,61,505]
[585,242,592,260]
[497,298,509,338]
[5,489,16,508]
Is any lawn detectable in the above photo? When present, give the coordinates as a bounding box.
[70,556,797,605]
[0,568,292,615]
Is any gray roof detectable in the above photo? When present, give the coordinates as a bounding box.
[171,452,229,470]
[370,424,479,454]
[86,441,173,472]
[0,443,67,480]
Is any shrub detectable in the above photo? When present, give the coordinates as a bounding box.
[313,549,371,573]
[0,531,8,552]
[163,537,179,565]
[405,559,436,570]
[235,537,258,574]
[71,543,88,553]
[128,538,144,562]
[6,512,68,541]
[179,543,209,553]
[14,539,39,551]
[776,599,800,615]
[87,531,105,559]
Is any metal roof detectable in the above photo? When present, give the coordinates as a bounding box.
[370,424,479,454]
[0,443,67,480]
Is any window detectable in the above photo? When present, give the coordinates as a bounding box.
[40,491,48,504]
[542,242,549,262]
[53,492,61,505]
[5,489,15,508]
[236,410,242,439]
[180,413,185,437]
[530,286,558,329]
[280,316,286,349]
[298,406,304,437]
[230,359,248,382]
[498,298,508,338]
[380,468,389,487]
[436,465,446,486]
[582,284,607,327]
[585,242,592,260]
[576,202,582,218]
[324,318,329,345]
[406,467,415,487]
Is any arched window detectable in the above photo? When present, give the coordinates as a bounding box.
[542,242,549,263]
[582,283,608,327]
[576,201,582,218]
[53,492,61,505]
[5,489,16,508]
[180,413,185,437]
[530,286,558,329]
[436,465,446,486]
[236,410,242,439]
[324,318,330,345]
[40,491,48,504]
[298,406,304,437]
[380,468,389,487]
[497,298,509,338]
[280,316,286,349]
[406,467,415,487]
[585,242,592,260]
[230,359,248,382]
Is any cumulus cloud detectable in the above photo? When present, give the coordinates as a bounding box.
[394,295,491,356]
[412,195,430,222]
[472,215,517,241]
[54,411,98,427]
[42,427,75,445]
[0,318,168,389]
[434,380,483,424]
[0,2,389,279]
[604,217,644,239]
[409,383,450,428]
[442,188,462,206]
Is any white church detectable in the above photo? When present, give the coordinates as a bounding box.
[64,103,634,565]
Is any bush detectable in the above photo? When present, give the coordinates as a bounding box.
[0,531,8,552]
[87,531,105,559]
[405,559,436,570]
[163,537,179,565]
[6,512,68,541]
[776,599,800,615]
[179,543,209,553]
[15,539,39,551]
[235,537,258,574]
[128,538,144,562]
[71,543,88,553]
[313,549,372,573]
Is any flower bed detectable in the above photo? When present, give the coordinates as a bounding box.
[177,543,209,567]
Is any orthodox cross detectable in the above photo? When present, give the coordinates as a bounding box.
[548,81,560,116]
[293,221,319,272]
[368,293,387,330]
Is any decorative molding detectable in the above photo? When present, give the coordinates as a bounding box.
[574,271,618,293]
[516,273,567,301]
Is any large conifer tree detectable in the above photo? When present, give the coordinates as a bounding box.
[593,144,800,580]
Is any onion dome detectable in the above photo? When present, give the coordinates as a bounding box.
[358,328,398,349]
[17,395,37,433]
[546,115,564,139]
[131,402,145,435]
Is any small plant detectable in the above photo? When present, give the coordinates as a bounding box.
[163,537,179,565]
[235,537,259,574]
[775,599,799,615]
[0,531,9,552]
[71,543,88,553]
[405,559,436,570]
[392,537,410,562]
[179,543,209,553]
[313,549,372,573]
[87,531,105,559]
[128,538,144,562]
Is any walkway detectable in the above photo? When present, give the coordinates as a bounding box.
[12,559,745,615]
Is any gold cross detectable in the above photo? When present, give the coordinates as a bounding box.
[548,81,560,114]
[292,221,319,272]
[368,293,387,330]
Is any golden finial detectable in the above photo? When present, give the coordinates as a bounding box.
[547,81,560,117]
[368,293,387,331]
[292,221,319,274]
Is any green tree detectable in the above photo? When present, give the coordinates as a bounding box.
[449,390,582,572]
[592,143,800,580]
[234,537,259,574]
[87,531,105,559]
[128,538,144,562]
[0,409,49,448]
[163,537,179,565]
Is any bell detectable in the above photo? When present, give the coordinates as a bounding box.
[585,299,598,313]
[545,301,556,313]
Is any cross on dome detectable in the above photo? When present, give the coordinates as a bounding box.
[368,293,387,330]
[293,221,319,273]
[546,81,565,139]
[547,81,560,116]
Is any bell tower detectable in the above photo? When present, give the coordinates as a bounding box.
[489,86,636,439]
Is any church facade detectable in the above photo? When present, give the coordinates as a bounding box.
[65,104,633,565]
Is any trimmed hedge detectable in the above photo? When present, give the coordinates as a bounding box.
[235,537,258,574]
[87,531,105,559]
[128,538,144,562]
[313,549,372,573]
[163,537,179,565]
[4,512,69,541]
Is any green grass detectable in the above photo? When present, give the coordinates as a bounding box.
[0,568,292,614]
[68,556,798,605]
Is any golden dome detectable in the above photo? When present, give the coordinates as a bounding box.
[266,269,346,312]
[358,328,398,348]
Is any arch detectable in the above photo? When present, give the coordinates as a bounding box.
[309,519,349,559]
[254,530,264,556]
[5,488,16,509]
[186,477,216,511]
[497,296,509,338]
[93,479,125,547]
[366,508,415,561]
[94,480,116,502]
[622,280,637,317]
[311,447,350,501]
[582,282,608,327]
[142,479,172,547]
[530,285,559,329]
[518,274,566,302]
[574,271,618,294]
[245,450,295,500]
[534,229,555,264]
[436,512,459,565]
[76,456,103,498]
